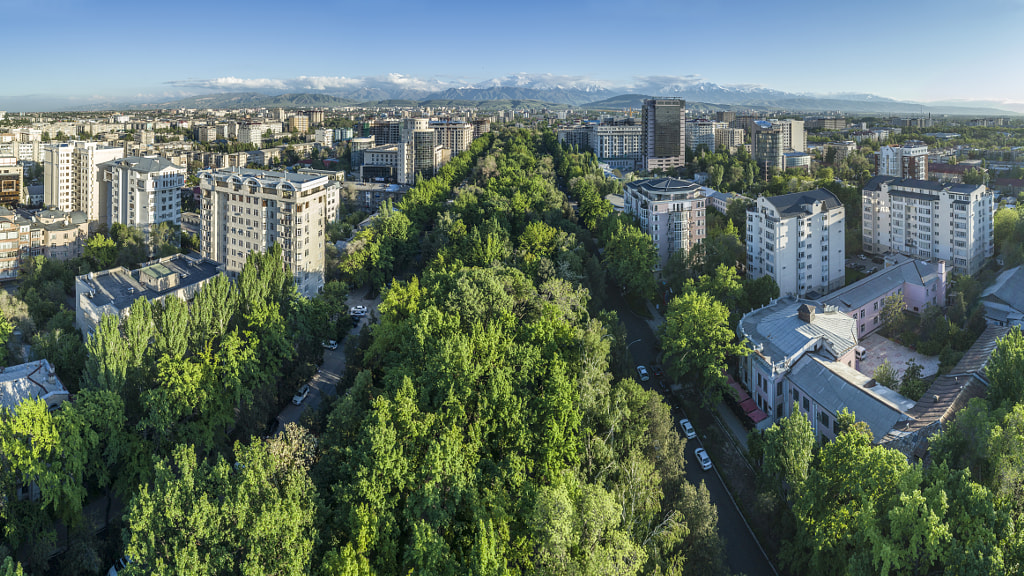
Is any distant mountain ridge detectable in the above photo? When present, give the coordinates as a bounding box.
[41,73,1020,115]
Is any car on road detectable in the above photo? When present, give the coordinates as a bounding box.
[292,384,310,405]
[695,448,712,471]
[679,418,696,440]
[107,557,130,576]
[350,305,368,317]
[652,365,664,378]
[636,365,650,382]
[322,340,338,350]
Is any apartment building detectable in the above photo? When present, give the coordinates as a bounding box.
[714,127,745,153]
[557,125,590,151]
[288,115,309,134]
[237,124,263,148]
[875,141,928,180]
[199,168,327,298]
[622,178,706,271]
[746,189,846,297]
[43,141,124,221]
[101,156,185,230]
[861,176,994,275]
[685,119,726,152]
[314,128,334,148]
[0,155,22,206]
[429,120,474,154]
[641,99,686,171]
[590,121,642,171]
[825,141,858,164]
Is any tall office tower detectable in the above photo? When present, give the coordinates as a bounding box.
[746,189,846,297]
[862,176,993,275]
[875,141,929,180]
[641,99,686,171]
[43,141,124,220]
[199,168,327,298]
[751,121,786,172]
[101,156,186,229]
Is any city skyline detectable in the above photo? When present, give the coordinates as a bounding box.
[2,0,1023,111]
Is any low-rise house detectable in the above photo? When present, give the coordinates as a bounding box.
[705,189,744,214]
[979,265,1024,327]
[0,359,68,413]
[822,255,947,339]
[75,253,222,335]
[738,297,914,440]
[34,209,89,260]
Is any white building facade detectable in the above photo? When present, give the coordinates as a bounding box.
[43,141,124,221]
[101,156,185,230]
[862,176,994,275]
[746,189,846,297]
[199,168,327,298]
[876,141,928,180]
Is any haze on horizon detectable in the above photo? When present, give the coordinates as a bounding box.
[3,0,1022,110]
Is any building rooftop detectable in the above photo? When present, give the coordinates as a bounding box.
[78,253,221,312]
[760,188,842,217]
[627,178,704,199]
[99,155,183,173]
[879,325,1011,458]
[864,175,986,195]
[822,255,942,314]
[786,355,912,442]
[980,265,1024,324]
[201,167,327,187]
[0,359,67,412]
[740,297,858,366]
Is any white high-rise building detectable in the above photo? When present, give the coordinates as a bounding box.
[875,141,928,180]
[746,189,846,297]
[199,168,327,298]
[43,141,124,220]
[101,156,185,230]
[862,176,994,276]
[623,178,706,271]
[685,119,726,152]
[429,120,474,155]
[314,128,334,148]
[237,124,263,148]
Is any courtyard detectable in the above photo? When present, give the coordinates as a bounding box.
[857,332,940,379]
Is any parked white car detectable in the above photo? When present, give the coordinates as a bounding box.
[636,365,650,382]
[322,340,338,350]
[695,448,712,471]
[350,305,368,317]
[679,418,696,440]
[292,384,310,405]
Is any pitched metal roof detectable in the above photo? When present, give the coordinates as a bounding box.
[822,255,941,313]
[761,188,842,217]
[740,297,858,365]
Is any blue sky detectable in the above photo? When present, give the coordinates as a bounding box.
[2,0,1022,110]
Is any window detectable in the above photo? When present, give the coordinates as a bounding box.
[819,412,830,427]
[803,398,810,412]
[792,389,799,402]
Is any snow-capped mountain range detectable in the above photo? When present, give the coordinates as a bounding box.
[26,73,1018,114]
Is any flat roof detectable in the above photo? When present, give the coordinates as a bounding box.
[78,254,222,311]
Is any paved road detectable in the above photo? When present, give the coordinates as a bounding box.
[275,289,379,432]
[615,302,776,576]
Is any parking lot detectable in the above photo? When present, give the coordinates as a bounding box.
[857,332,940,379]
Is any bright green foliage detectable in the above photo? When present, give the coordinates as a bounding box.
[0,557,24,576]
[602,220,657,300]
[124,442,316,575]
[661,291,749,407]
[899,360,929,401]
[84,233,117,270]
[986,326,1024,409]
[873,360,899,389]
[761,404,815,503]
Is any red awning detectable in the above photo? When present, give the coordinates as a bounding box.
[747,408,769,424]
[738,398,759,414]
[727,375,751,402]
